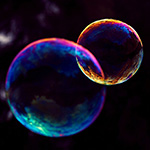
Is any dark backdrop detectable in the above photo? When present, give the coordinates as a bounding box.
[0,0,149,149]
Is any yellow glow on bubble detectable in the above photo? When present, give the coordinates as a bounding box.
[77,19,143,85]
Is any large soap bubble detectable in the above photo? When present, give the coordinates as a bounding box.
[77,19,143,85]
[5,38,106,137]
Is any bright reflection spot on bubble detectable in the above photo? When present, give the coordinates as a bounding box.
[77,19,143,85]
[5,38,106,137]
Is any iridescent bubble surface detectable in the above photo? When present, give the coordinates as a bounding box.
[77,19,143,85]
[5,38,106,137]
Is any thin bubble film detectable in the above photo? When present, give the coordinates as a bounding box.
[77,19,143,85]
[5,38,106,137]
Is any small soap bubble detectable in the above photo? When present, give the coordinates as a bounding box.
[5,38,106,137]
[77,19,143,85]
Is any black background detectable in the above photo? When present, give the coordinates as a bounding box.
[0,0,149,149]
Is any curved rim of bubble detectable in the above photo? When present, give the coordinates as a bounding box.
[5,37,107,137]
[5,38,63,90]
[77,18,143,47]
[77,18,143,85]
[5,37,104,89]
[76,58,105,84]
[75,47,105,84]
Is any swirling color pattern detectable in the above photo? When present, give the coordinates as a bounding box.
[5,38,106,137]
[77,19,143,85]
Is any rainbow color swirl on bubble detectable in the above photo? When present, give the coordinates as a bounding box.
[5,38,106,137]
[77,19,143,85]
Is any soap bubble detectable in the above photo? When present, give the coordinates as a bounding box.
[5,38,106,137]
[77,19,143,85]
